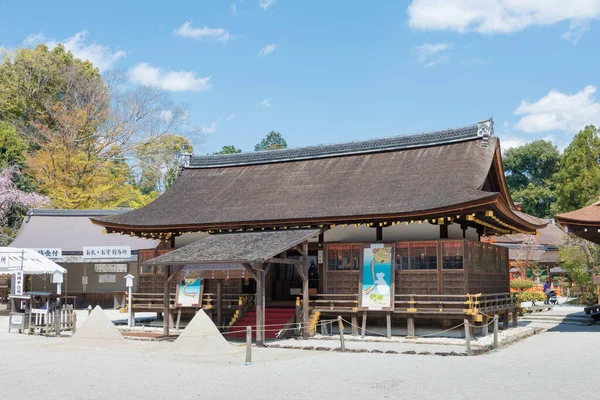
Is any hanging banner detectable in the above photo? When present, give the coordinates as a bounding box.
[83,246,131,259]
[360,245,393,310]
[176,271,203,307]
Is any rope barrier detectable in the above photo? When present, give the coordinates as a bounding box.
[339,317,468,339]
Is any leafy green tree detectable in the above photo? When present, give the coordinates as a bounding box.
[136,134,194,194]
[502,140,560,218]
[503,140,560,189]
[254,131,287,151]
[0,44,101,143]
[0,121,27,169]
[213,145,242,155]
[559,234,600,305]
[553,125,600,214]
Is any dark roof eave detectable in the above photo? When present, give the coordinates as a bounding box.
[92,193,543,234]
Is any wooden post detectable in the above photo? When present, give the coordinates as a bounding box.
[163,266,170,337]
[464,319,472,356]
[217,280,223,327]
[245,326,252,366]
[337,315,345,352]
[407,316,415,337]
[351,315,358,336]
[361,313,367,338]
[512,309,518,328]
[386,312,392,339]
[175,309,182,330]
[482,317,489,336]
[295,297,301,323]
[256,264,265,346]
[503,311,509,330]
[302,241,310,338]
[493,314,499,349]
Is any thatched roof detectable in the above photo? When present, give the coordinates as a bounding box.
[93,120,544,235]
[144,229,319,265]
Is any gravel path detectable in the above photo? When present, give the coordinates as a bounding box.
[0,314,598,400]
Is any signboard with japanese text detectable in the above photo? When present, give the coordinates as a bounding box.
[14,270,24,295]
[98,274,116,283]
[0,254,7,268]
[94,264,128,273]
[83,246,131,259]
[31,248,62,259]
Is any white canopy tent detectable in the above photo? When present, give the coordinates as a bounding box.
[0,247,66,276]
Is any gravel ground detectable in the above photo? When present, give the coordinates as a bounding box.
[1,312,598,400]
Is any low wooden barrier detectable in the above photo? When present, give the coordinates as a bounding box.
[29,305,77,335]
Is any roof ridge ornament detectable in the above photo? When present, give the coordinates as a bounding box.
[178,152,193,176]
[477,119,494,147]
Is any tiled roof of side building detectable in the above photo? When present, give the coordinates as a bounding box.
[188,121,483,168]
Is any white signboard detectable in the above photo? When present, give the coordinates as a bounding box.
[98,274,116,284]
[14,270,24,295]
[0,254,7,268]
[94,264,128,273]
[31,248,62,259]
[82,276,88,285]
[83,246,131,259]
[10,315,23,325]
[317,250,323,264]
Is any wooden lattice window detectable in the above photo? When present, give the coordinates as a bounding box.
[395,243,409,270]
[409,242,437,270]
[442,241,464,270]
[327,244,361,271]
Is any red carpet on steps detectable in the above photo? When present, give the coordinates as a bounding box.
[226,307,296,341]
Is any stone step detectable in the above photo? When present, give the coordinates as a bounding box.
[519,315,592,325]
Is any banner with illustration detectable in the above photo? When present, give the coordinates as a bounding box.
[176,270,203,307]
[361,244,393,310]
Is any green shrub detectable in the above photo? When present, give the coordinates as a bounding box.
[517,292,546,304]
[510,279,534,292]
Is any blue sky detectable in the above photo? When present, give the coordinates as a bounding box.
[1,0,600,153]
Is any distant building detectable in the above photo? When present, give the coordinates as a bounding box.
[10,209,161,307]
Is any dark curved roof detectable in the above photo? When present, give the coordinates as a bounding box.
[188,122,480,168]
[92,119,543,234]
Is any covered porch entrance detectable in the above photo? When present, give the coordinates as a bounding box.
[144,229,321,345]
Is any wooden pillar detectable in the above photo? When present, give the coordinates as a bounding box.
[503,311,509,330]
[386,312,392,339]
[376,226,383,241]
[302,241,310,338]
[256,264,265,346]
[407,316,415,337]
[482,317,489,336]
[512,309,519,328]
[351,315,358,336]
[216,280,222,327]
[361,313,367,338]
[163,265,170,337]
[440,225,448,239]
[461,223,467,239]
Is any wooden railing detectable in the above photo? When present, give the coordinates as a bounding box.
[306,292,518,317]
[128,292,215,311]
[28,305,77,335]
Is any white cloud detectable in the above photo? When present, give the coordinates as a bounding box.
[128,63,211,92]
[562,19,590,44]
[159,110,174,122]
[174,21,231,42]
[259,0,276,10]
[200,121,218,134]
[24,31,126,71]
[514,85,600,133]
[408,0,600,41]
[258,43,276,57]
[500,136,527,151]
[226,114,236,121]
[416,42,452,67]
[260,99,272,108]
